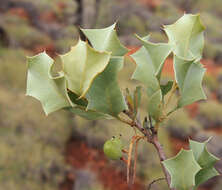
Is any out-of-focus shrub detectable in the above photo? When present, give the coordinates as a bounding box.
[0,48,28,90]
[2,14,52,48]
[203,73,218,92]
[54,25,78,53]
[165,109,201,140]
[198,100,222,129]
[0,86,72,190]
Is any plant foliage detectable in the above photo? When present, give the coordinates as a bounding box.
[26,14,220,190]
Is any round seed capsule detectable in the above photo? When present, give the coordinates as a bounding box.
[103,137,123,160]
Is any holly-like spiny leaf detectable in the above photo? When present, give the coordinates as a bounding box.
[26,52,107,119]
[189,138,220,189]
[86,57,127,116]
[131,46,160,97]
[131,46,161,119]
[193,167,219,190]
[81,23,128,56]
[130,34,171,121]
[134,34,172,78]
[131,45,162,120]
[164,14,205,60]
[162,149,201,190]
[190,138,219,168]
[26,52,73,115]
[60,40,111,98]
[174,55,206,107]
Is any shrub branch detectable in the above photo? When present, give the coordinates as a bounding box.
[119,111,175,190]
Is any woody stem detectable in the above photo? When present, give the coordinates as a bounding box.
[119,111,175,190]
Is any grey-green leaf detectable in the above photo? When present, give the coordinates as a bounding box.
[164,14,205,60]
[60,40,111,98]
[189,138,219,168]
[135,34,172,78]
[174,55,206,107]
[189,138,219,189]
[26,52,73,115]
[193,167,219,190]
[81,23,128,56]
[86,57,127,116]
[130,35,172,121]
[162,149,201,190]
[131,46,160,96]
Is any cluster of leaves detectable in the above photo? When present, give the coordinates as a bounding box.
[26,14,220,190]
[26,14,206,122]
[26,23,128,119]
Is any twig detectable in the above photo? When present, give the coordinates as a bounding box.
[122,110,152,141]
[151,135,175,190]
[132,137,142,184]
[119,111,175,190]
[127,136,138,183]
[148,178,166,190]
[149,115,157,135]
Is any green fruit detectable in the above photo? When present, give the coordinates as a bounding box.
[103,137,123,160]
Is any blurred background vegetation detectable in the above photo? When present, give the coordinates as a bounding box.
[0,0,222,190]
